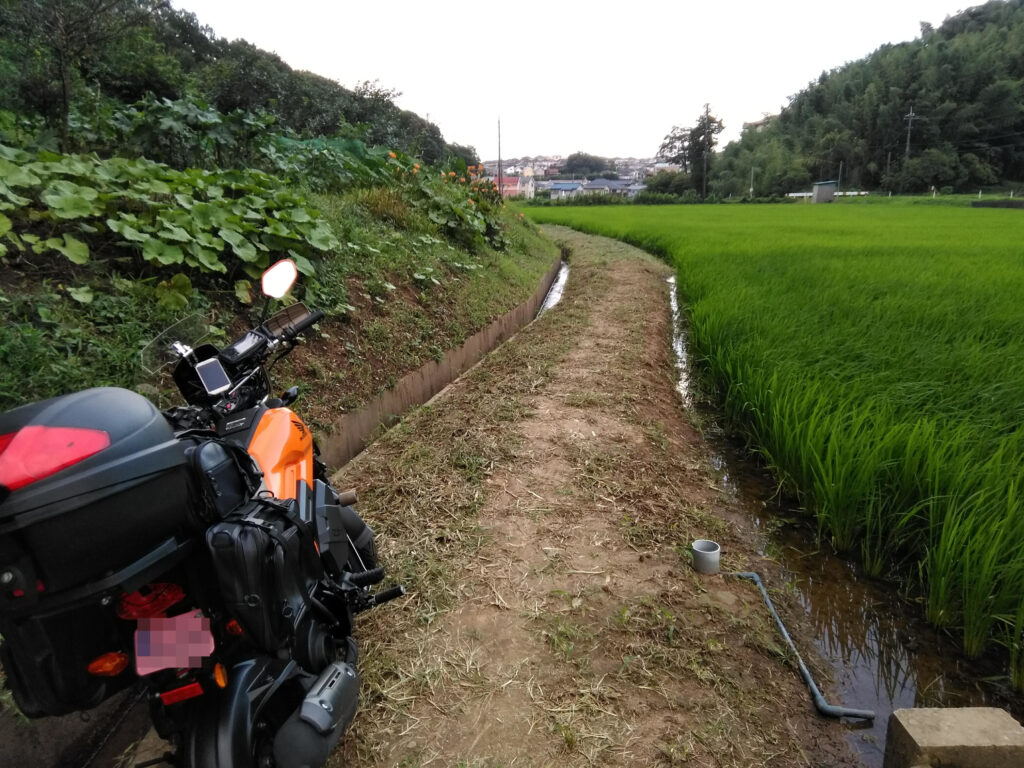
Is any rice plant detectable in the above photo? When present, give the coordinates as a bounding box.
[526,201,1024,684]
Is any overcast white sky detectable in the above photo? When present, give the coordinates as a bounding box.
[172,1,973,161]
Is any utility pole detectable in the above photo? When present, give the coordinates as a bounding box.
[702,103,711,200]
[904,106,917,159]
[749,166,755,198]
[838,160,843,193]
[497,119,503,200]
[702,152,708,200]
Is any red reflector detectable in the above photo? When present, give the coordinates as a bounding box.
[118,583,186,620]
[0,426,110,491]
[88,652,130,677]
[159,681,204,706]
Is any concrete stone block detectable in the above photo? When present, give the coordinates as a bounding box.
[883,707,1024,768]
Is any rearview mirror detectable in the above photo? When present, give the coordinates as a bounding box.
[261,259,298,299]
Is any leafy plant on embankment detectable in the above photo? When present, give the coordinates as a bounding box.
[525,201,1024,688]
[0,117,548,415]
[0,142,338,290]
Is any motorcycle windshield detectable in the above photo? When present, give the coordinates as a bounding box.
[139,313,214,379]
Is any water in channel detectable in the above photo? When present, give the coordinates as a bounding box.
[665,277,1023,768]
[536,261,569,316]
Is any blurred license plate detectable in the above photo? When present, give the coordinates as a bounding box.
[135,611,215,676]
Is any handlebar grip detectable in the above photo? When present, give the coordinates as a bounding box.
[336,489,357,506]
[286,309,325,339]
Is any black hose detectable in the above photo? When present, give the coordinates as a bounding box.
[733,571,875,721]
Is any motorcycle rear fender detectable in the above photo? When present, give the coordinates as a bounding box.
[182,656,306,768]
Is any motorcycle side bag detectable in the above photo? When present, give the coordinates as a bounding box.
[206,499,324,651]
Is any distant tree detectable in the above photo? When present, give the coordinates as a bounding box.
[563,152,611,176]
[198,39,289,115]
[659,104,724,198]
[657,126,691,171]
[646,170,691,195]
[0,0,168,150]
[447,143,480,167]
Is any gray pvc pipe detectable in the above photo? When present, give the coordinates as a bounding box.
[733,572,875,721]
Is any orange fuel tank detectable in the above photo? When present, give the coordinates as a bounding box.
[246,407,314,499]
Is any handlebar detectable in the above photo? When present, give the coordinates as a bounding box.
[283,308,325,340]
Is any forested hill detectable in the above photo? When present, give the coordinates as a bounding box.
[0,2,475,164]
[715,0,1024,196]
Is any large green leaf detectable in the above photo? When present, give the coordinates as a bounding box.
[106,217,149,243]
[235,280,253,305]
[263,220,296,238]
[0,213,10,237]
[218,227,258,262]
[191,202,229,229]
[67,285,94,304]
[48,234,90,264]
[188,242,226,273]
[195,231,225,250]
[157,223,193,243]
[155,273,192,310]
[142,238,185,265]
[281,207,312,223]
[41,180,99,219]
[287,250,316,276]
[0,158,41,187]
[304,223,340,251]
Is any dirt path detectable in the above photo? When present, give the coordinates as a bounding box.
[332,226,859,768]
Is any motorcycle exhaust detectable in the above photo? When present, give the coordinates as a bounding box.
[272,661,360,768]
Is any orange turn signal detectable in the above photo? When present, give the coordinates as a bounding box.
[213,663,228,689]
[87,651,129,677]
[225,619,243,636]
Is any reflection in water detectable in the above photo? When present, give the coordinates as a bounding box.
[537,261,570,316]
[666,278,1021,767]
[666,277,691,406]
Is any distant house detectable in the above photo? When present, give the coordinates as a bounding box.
[626,183,646,199]
[646,163,681,176]
[489,176,535,200]
[550,181,584,201]
[583,178,632,197]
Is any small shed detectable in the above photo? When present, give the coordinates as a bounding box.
[812,180,838,203]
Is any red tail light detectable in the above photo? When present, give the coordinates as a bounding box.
[118,583,186,620]
[0,426,110,491]
[87,652,130,677]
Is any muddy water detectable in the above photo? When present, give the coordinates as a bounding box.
[666,279,1023,768]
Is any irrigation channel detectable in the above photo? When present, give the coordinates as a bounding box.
[667,277,1024,767]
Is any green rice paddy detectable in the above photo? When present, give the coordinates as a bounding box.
[527,201,1024,682]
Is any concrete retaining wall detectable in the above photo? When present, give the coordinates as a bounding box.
[321,256,562,468]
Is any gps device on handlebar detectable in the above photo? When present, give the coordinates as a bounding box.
[195,358,233,396]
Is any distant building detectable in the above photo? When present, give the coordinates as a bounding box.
[550,181,584,200]
[488,176,535,200]
[812,180,838,203]
[626,183,646,199]
[582,178,633,197]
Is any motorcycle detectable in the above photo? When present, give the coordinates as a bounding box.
[0,259,403,767]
